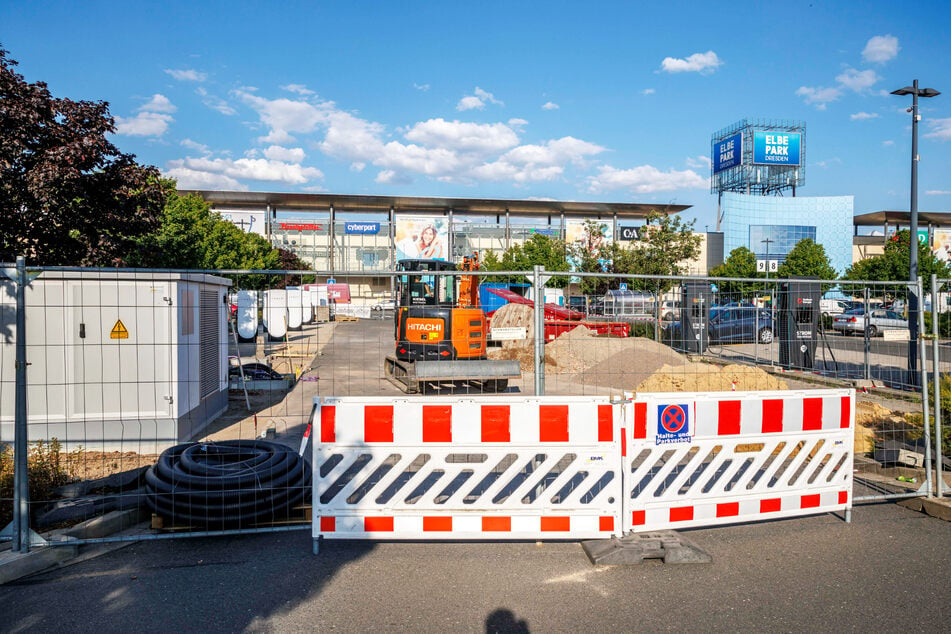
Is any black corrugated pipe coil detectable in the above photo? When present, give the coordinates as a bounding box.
[145,440,311,529]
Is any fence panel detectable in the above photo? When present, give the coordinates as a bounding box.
[620,389,853,532]
[311,395,622,543]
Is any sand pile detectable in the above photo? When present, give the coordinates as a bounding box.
[855,401,906,426]
[635,363,788,393]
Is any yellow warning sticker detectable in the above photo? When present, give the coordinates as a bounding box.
[110,319,129,339]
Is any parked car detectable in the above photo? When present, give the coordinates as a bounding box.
[660,300,681,321]
[229,362,285,380]
[371,299,396,312]
[664,306,773,345]
[709,305,774,344]
[832,308,908,337]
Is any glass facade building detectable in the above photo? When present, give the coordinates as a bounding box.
[721,192,853,274]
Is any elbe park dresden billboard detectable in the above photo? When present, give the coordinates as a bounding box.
[713,130,802,174]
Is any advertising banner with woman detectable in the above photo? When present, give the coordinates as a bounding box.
[395,215,449,260]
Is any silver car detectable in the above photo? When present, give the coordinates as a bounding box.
[832,308,908,337]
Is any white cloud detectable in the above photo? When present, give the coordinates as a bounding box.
[798,65,882,109]
[281,84,315,96]
[262,145,306,162]
[403,119,519,154]
[238,90,608,186]
[926,190,951,195]
[139,94,176,113]
[883,140,895,146]
[685,155,711,169]
[814,158,842,169]
[115,111,173,136]
[180,138,210,153]
[795,85,842,110]
[236,89,331,143]
[588,165,707,194]
[457,96,485,111]
[659,51,722,74]
[375,169,413,185]
[836,67,881,93]
[862,35,900,63]
[195,87,236,115]
[641,88,655,95]
[542,101,559,110]
[924,118,951,141]
[413,83,430,91]
[850,111,879,121]
[456,87,503,111]
[164,68,207,82]
[165,156,324,185]
[163,167,245,190]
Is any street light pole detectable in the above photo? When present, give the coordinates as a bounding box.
[761,238,774,281]
[892,80,941,387]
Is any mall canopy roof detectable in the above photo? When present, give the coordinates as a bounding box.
[180,190,691,219]
[854,211,951,226]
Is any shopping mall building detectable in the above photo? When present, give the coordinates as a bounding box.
[183,189,725,278]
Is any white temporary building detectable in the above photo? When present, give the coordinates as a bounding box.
[0,271,231,452]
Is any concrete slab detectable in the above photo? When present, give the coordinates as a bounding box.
[0,543,77,585]
[581,530,712,565]
[898,496,951,521]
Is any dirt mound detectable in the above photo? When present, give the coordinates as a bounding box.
[855,401,906,426]
[635,363,788,393]
[488,314,784,394]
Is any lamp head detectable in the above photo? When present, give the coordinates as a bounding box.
[891,87,915,96]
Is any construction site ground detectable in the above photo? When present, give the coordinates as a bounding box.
[201,315,941,484]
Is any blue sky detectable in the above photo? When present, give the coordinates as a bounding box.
[3,1,950,230]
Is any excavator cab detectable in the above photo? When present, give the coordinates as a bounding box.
[396,259,457,307]
[393,259,484,362]
[384,258,520,393]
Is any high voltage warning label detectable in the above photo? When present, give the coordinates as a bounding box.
[110,319,129,339]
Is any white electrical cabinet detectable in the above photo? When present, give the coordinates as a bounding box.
[0,271,232,452]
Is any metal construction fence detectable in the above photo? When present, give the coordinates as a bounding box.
[1,260,947,553]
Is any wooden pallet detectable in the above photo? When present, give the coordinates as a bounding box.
[335,315,359,322]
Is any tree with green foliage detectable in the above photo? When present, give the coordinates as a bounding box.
[134,186,283,288]
[776,238,837,282]
[480,233,571,287]
[843,229,950,293]
[709,246,762,298]
[0,48,166,265]
[569,212,702,294]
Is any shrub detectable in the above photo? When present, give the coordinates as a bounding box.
[0,439,72,527]
[630,322,656,339]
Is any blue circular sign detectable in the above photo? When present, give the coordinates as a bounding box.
[660,405,686,434]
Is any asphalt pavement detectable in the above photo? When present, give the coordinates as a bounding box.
[2,501,949,632]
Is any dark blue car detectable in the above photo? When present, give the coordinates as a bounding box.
[709,306,774,344]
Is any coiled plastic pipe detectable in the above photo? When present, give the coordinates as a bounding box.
[145,440,311,528]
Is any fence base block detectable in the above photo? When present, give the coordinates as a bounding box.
[581,530,711,565]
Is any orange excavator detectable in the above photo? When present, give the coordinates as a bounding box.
[383,255,520,393]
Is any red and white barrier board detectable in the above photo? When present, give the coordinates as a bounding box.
[312,396,622,541]
[621,389,854,533]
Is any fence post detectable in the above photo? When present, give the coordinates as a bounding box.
[863,287,870,381]
[533,265,545,396]
[931,274,944,496]
[917,277,933,497]
[13,256,30,552]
